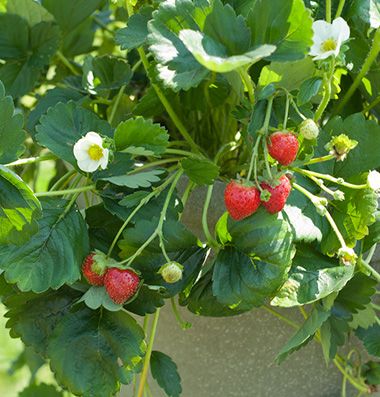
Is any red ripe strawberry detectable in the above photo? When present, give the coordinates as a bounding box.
[82,253,106,286]
[104,268,140,305]
[268,131,299,166]
[224,180,261,220]
[261,175,292,214]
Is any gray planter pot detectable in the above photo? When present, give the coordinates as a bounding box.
[122,180,380,397]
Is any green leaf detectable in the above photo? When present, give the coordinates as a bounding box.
[41,0,102,34]
[0,81,25,163]
[247,0,313,61]
[0,11,59,96]
[114,117,169,156]
[283,187,327,243]
[320,273,377,361]
[349,305,377,330]
[27,87,85,135]
[356,324,380,358]
[5,288,80,356]
[297,77,323,106]
[362,361,380,386]
[61,17,95,57]
[7,0,54,26]
[271,264,354,308]
[177,0,275,72]
[148,0,211,90]
[0,199,89,292]
[224,208,294,306]
[116,6,152,50]
[180,29,275,72]
[79,286,123,312]
[259,58,315,92]
[124,247,205,299]
[276,306,330,363]
[0,165,41,245]
[185,270,253,317]
[125,285,165,316]
[181,158,219,185]
[19,383,63,397]
[321,180,377,255]
[363,211,380,252]
[213,247,278,307]
[316,113,380,179]
[48,306,145,396]
[101,169,165,188]
[82,55,132,93]
[36,101,113,166]
[150,351,182,397]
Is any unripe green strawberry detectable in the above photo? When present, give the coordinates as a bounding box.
[159,261,183,284]
[299,119,319,140]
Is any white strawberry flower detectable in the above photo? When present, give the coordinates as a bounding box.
[368,170,380,192]
[73,131,109,173]
[310,17,350,60]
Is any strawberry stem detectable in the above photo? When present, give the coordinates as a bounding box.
[293,182,347,249]
[106,172,179,258]
[35,184,95,197]
[314,57,335,122]
[303,154,335,166]
[283,92,290,130]
[240,68,255,104]
[118,170,183,266]
[262,97,274,181]
[137,308,161,397]
[202,184,219,248]
[292,167,368,190]
[171,297,192,330]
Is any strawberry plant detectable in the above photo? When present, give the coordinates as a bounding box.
[1,0,380,396]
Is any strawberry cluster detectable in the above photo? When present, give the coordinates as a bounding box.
[82,252,140,304]
[225,131,298,221]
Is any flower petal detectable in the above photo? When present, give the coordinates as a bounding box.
[332,17,350,42]
[312,50,334,60]
[312,20,333,41]
[84,131,103,147]
[77,158,100,173]
[99,149,109,170]
[73,139,91,161]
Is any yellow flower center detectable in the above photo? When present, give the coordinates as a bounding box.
[321,38,337,52]
[88,144,103,161]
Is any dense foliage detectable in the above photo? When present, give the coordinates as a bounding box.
[0,0,380,396]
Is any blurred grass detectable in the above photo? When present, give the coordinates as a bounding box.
[0,306,29,396]
[0,305,66,396]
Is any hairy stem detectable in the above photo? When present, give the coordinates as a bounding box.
[336,28,380,114]
[171,297,192,330]
[326,0,332,23]
[240,69,255,104]
[6,153,57,167]
[137,309,161,397]
[292,168,368,190]
[201,184,219,248]
[107,173,178,258]
[35,184,95,197]
[304,154,335,166]
[335,0,346,18]
[108,85,126,125]
[314,58,335,122]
